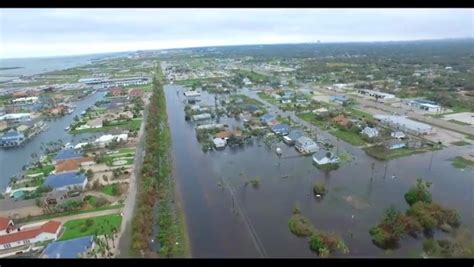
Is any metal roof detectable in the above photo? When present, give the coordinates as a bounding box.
[44,172,87,190]
[43,236,94,258]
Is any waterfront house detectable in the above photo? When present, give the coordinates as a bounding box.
[0,220,61,254]
[55,157,95,173]
[52,149,83,164]
[184,90,201,97]
[213,138,226,149]
[384,139,407,150]
[283,129,304,145]
[312,151,340,166]
[42,235,94,258]
[44,172,88,192]
[0,130,25,148]
[360,126,379,138]
[271,124,290,136]
[295,136,319,154]
[94,133,128,148]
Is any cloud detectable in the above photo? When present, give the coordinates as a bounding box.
[0,8,472,58]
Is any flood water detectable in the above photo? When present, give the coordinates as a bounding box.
[165,84,474,258]
[0,92,106,190]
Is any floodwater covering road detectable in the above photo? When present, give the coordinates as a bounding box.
[165,84,474,258]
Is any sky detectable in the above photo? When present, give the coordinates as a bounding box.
[0,8,473,58]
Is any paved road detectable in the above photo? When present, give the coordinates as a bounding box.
[115,96,150,258]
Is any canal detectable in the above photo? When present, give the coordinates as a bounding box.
[0,91,106,190]
[165,84,474,258]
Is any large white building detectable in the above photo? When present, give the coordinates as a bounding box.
[374,115,434,135]
[358,89,395,100]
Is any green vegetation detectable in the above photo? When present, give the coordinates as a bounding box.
[257,92,281,106]
[404,178,432,206]
[102,184,120,196]
[363,145,437,160]
[309,231,349,257]
[59,214,122,241]
[423,227,474,257]
[288,210,314,237]
[313,182,328,196]
[26,165,55,176]
[450,140,471,146]
[448,119,471,126]
[131,67,189,257]
[330,128,366,146]
[71,119,142,134]
[449,156,474,169]
[298,112,328,128]
[345,107,373,120]
[11,177,44,190]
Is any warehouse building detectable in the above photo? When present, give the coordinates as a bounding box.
[374,115,434,135]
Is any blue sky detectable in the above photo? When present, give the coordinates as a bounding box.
[0,8,472,58]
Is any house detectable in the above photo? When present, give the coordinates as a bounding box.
[312,151,340,166]
[312,107,329,115]
[0,130,25,148]
[55,157,95,173]
[260,113,277,125]
[0,113,31,123]
[329,95,350,105]
[295,136,319,154]
[0,220,61,252]
[196,123,224,131]
[242,104,259,114]
[361,126,379,138]
[213,138,226,149]
[128,89,144,98]
[281,99,292,104]
[271,93,282,100]
[184,90,201,97]
[94,134,128,147]
[384,139,407,150]
[11,97,38,105]
[391,131,406,140]
[332,115,351,128]
[283,129,303,145]
[44,172,88,191]
[192,113,211,121]
[243,77,252,86]
[52,149,83,164]
[42,235,94,258]
[271,124,290,136]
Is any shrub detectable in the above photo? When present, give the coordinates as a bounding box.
[404,178,432,206]
[313,182,327,195]
[85,219,95,227]
[288,214,314,237]
[309,234,326,253]
[369,226,393,247]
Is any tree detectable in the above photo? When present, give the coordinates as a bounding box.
[86,169,94,180]
[404,178,432,206]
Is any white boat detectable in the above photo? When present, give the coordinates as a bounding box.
[64,126,70,131]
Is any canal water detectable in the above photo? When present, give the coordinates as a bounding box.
[0,91,106,190]
[165,84,474,258]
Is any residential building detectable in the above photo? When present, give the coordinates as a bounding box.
[192,113,211,121]
[312,151,340,166]
[213,138,226,149]
[361,126,379,138]
[94,134,128,147]
[55,157,95,173]
[295,136,319,154]
[196,123,224,131]
[329,95,350,105]
[408,99,442,113]
[44,172,88,191]
[271,124,290,136]
[184,91,201,97]
[42,236,94,258]
[0,130,25,148]
[384,139,407,150]
[260,113,277,125]
[0,113,31,123]
[312,107,329,115]
[391,131,406,139]
[11,97,39,105]
[0,220,61,252]
[374,115,434,135]
[283,129,303,145]
[52,149,83,164]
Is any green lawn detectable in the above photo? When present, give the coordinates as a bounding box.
[71,119,142,134]
[330,129,366,146]
[451,140,471,146]
[276,115,291,125]
[450,156,474,169]
[257,92,281,106]
[345,107,374,120]
[102,184,119,196]
[363,145,436,160]
[26,165,55,176]
[448,119,471,126]
[298,112,329,128]
[11,178,44,190]
[59,214,122,241]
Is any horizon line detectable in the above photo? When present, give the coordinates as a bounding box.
[1,36,472,61]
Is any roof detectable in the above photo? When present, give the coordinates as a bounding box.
[1,130,24,139]
[260,113,276,121]
[272,124,289,131]
[0,217,12,231]
[0,220,61,245]
[43,235,94,258]
[296,136,316,146]
[53,149,82,162]
[330,95,348,102]
[44,172,87,190]
[374,115,432,131]
[287,129,303,140]
[55,157,94,173]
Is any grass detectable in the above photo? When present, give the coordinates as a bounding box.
[345,107,374,120]
[298,112,329,128]
[59,214,122,241]
[450,140,471,146]
[449,156,474,169]
[257,92,281,106]
[465,134,474,141]
[330,129,366,146]
[102,184,119,196]
[16,204,124,224]
[11,178,44,190]
[448,119,471,126]
[231,94,265,108]
[71,119,142,134]
[363,145,437,160]
[26,165,55,176]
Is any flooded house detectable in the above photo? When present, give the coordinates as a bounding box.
[294,136,319,154]
[283,129,304,145]
[0,130,25,148]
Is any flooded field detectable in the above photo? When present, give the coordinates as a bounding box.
[165,84,474,258]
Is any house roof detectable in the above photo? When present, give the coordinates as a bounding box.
[260,113,276,121]
[0,220,61,245]
[1,130,24,139]
[53,149,82,162]
[55,157,94,173]
[0,217,13,231]
[272,124,289,131]
[287,129,303,140]
[44,172,87,189]
[43,235,94,258]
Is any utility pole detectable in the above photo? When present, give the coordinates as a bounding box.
[370,162,375,180]
[383,163,388,179]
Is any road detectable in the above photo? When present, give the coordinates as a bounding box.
[312,86,474,136]
[115,95,150,257]
[31,208,122,225]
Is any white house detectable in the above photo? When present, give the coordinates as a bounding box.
[312,151,340,166]
[0,220,61,252]
[295,136,319,154]
[361,127,379,138]
[213,138,226,149]
[184,91,201,97]
[391,131,406,139]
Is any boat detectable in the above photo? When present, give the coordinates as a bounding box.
[64,126,70,131]
[276,147,282,155]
